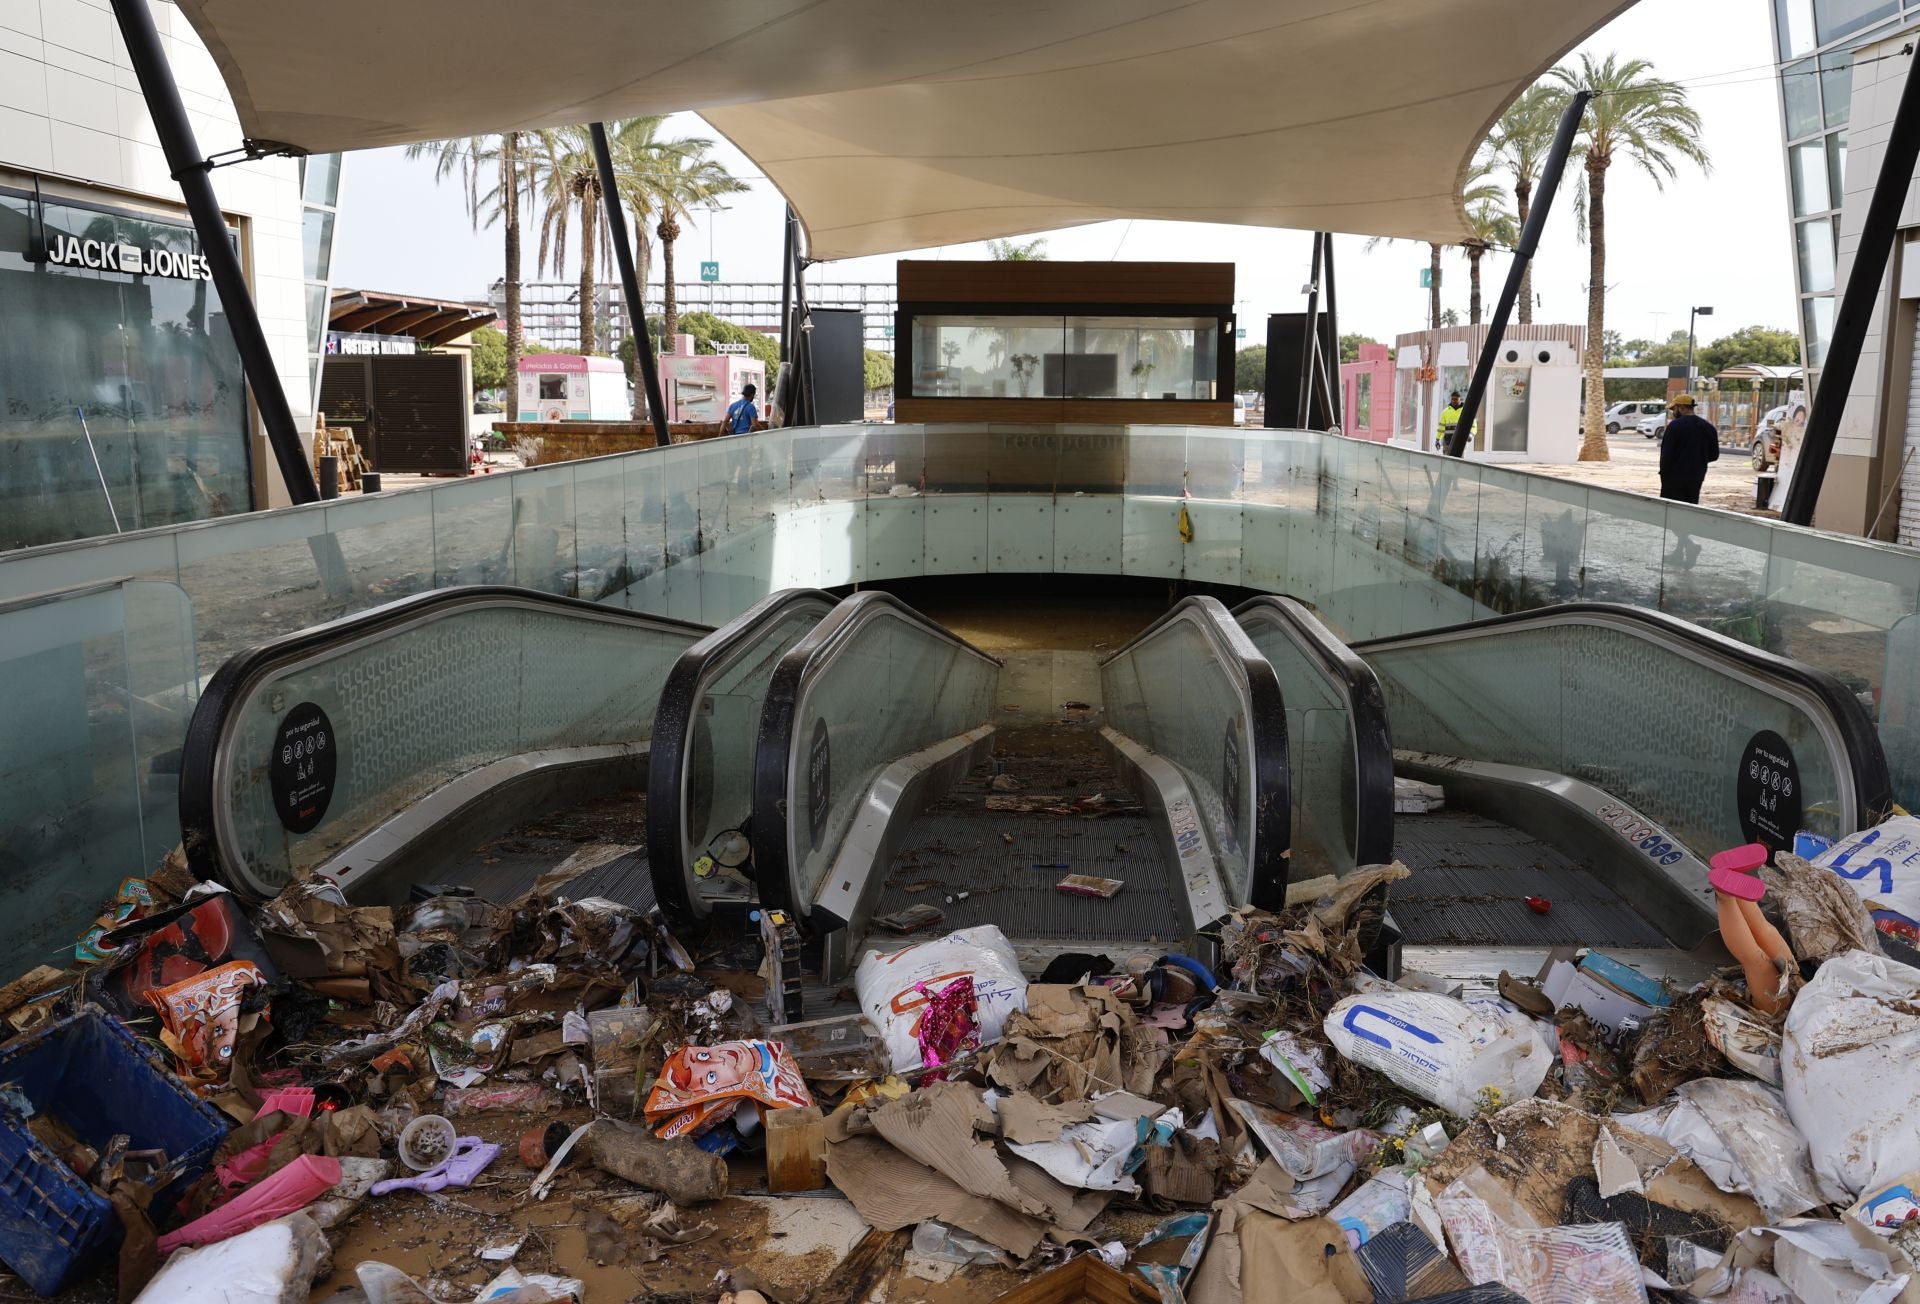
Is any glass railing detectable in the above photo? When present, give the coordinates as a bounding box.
[751,593,1000,920]
[177,587,707,902]
[1100,596,1292,908]
[1356,603,1893,865]
[1234,596,1395,879]
[645,588,838,922]
[0,579,196,977]
[6,422,1920,955]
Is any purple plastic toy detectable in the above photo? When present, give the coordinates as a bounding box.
[370,1136,501,1196]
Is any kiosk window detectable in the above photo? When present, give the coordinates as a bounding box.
[538,374,567,401]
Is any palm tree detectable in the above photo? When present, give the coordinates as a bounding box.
[1485,84,1563,326]
[528,127,609,355]
[1550,54,1709,461]
[406,134,532,399]
[1459,156,1517,326]
[652,144,748,346]
[988,237,1049,260]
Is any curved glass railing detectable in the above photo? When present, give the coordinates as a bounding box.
[1355,602,1893,864]
[1099,596,1292,909]
[179,587,707,902]
[1234,596,1395,878]
[751,594,1001,922]
[646,588,838,922]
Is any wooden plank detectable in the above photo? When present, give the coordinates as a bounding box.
[898,259,1233,306]
[802,1227,908,1304]
[764,1104,828,1193]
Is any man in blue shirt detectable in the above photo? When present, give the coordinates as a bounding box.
[722,382,759,435]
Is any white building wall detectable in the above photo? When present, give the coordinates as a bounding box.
[0,0,320,505]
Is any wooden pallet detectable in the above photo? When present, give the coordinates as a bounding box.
[312,415,369,491]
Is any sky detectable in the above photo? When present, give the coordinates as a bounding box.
[330,0,1793,352]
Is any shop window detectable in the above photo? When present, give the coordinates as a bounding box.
[305,282,329,349]
[302,209,334,281]
[906,313,1222,400]
[538,373,568,401]
[1803,295,1835,368]
[1397,369,1420,436]
[1813,0,1896,45]
[1784,60,1822,140]
[1792,139,1832,216]
[1775,0,1816,59]
[1828,131,1847,207]
[0,190,250,549]
[1355,372,1372,428]
[1820,50,1853,129]
[302,153,342,208]
[1797,217,1837,293]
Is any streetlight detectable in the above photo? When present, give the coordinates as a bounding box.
[1687,305,1714,383]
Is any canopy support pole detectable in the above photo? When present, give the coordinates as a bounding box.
[1448,88,1589,458]
[109,0,318,505]
[590,121,669,448]
[779,207,795,365]
[1296,233,1324,429]
[1323,234,1343,430]
[1785,48,1920,526]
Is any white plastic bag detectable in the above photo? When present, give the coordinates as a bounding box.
[1810,817,1920,935]
[1783,947,1920,1197]
[1323,992,1550,1117]
[134,1214,329,1304]
[1616,1077,1832,1220]
[854,925,1028,1074]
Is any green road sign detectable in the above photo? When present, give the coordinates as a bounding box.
[1236,327,1247,340]
[700,261,719,282]
[1419,267,1440,289]
[884,324,894,339]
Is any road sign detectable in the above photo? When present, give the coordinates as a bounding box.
[700,261,719,282]
[1236,327,1247,340]
[883,324,894,339]
[1419,267,1440,289]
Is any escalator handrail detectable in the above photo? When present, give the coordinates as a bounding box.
[646,587,840,921]
[751,592,1003,918]
[179,584,710,891]
[1233,595,1396,868]
[1352,600,1894,831]
[1099,595,1293,910]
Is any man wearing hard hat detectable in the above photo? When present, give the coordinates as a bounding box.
[1658,393,1719,504]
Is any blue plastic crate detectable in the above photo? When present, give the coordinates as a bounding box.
[0,1004,227,1295]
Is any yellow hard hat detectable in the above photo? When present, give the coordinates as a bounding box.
[1669,393,1697,409]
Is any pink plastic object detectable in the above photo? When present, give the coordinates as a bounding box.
[1710,843,1796,1015]
[913,976,979,1082]
[158,1153,342,1253]
[1709,844,1770,899]
[215,1088,319,1190]
[369,1136,501,1196]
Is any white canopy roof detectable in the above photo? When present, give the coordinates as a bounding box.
[174,0,1632,260]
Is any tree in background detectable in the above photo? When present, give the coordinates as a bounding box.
[1235,345,1267,393]
[469,325,553,393]
[1460,157,1517,325]
[1698,325,1800,377]
[1485,84,1562,326]
[1551,54,1709,461]
[618,311,779,388]
[864,349,895,392]
[652,145,749,345]
[1340,333,1380,364]
[988,237,1049,260]
[405,133,534,416]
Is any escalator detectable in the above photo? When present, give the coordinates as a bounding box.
[1238,595,1895,975]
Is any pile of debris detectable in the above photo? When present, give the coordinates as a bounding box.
[6,813,1920,1304]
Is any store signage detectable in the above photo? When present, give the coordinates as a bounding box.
[713,342,751,356]
[700,261,720,282]
[326,331,417,356]
[45,232,210,280]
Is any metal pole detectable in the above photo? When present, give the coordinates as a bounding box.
[74,407,122,533]
[108,0,318,504]
[1323,233,1343,429]
[1789,50,1920,525]
[1295,233,1324,428]
[779,207,795,365]
[590,122,670,448]
[793,247,817,427]
[1449,89,1591,458]
[1686,307,1698,384]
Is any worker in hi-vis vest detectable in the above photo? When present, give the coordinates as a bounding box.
[1437,390,1476,450]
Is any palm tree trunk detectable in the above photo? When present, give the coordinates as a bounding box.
[1468,247,1484,325]
[1515,177,1534,326]
[660,232,678,348]
[503,133,522,409]
[579,187,599,355]
[1428,244,1442,331]
[1579,160,1610,462]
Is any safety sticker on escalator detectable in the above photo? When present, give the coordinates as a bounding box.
[270,701,336,834]
[1737,730,1801,851]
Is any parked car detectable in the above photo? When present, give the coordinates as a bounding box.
[1752,405,1787,471]
[1604,399,1666,434]
[1636,413,1666,440]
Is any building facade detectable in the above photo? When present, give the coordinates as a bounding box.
[1338,342,1396,443]
[0,0,337,551]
